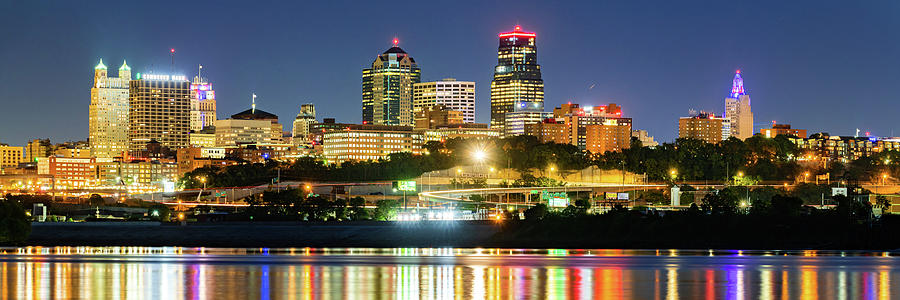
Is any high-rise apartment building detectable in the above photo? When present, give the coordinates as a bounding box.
[128,73,192,152]
[551,103,624,149]
[585,118,633,154]
[362,39,421,126]
[490,26,544,131]
[724,70,753,140]
[292,104,316,146]
[679,111,725,144]
[190,76,217,131]
[89,59,131,158]
[413,79,475,123]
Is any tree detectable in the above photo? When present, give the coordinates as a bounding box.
[700,189,739,214]
[89,194,105,207]
[876,195,892,211]
[524,203,548,220]
[0,199,30,244]
[148,204,171,222]
[373,199,400,221]
[348,197,369,220]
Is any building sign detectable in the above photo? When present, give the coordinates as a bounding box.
[832,187,848,196]
[139,74,187,81]
[541,191,569,207]
[617,192,630,200]
[394,180,416,192]
[605,192,618,200]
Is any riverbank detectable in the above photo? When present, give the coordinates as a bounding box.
[23,215,900,249]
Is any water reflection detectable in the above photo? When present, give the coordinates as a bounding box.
[1,247,898,299]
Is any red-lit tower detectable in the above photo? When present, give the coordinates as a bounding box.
[490,25,544,133]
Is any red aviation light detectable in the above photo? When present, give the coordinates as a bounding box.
[170,48,175,53]
[392,38,399,46]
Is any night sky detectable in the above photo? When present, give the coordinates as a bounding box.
[1,0,899,146]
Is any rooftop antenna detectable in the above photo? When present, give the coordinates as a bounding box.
[170,48,176,73]
[197,64,203,82]
[252,93,257,114]
[855,128,860,137]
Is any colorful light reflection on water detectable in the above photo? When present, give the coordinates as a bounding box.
[0,247,898,299]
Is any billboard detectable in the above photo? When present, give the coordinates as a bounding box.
[541,191,569,207]
[394,180,417,192]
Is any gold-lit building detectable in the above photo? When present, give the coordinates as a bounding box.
[323,125,423,163]
[292,104,316,147]
[678,112,724,144]
[413,79,475,123]
[0,144,23,173]
[128,73,192,152]
[761,123,807,138]
[724,70,754,140]
[585,118,633,154]
[419,124,500,143]
[490,26,544,131]
[36,157,97,189]
[25,139,52,162]
[362,40,421,126]
[415,105,464,129]
[89,59,131,158]
[524,119,568,144]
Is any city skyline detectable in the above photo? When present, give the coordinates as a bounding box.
[2,0,900,145]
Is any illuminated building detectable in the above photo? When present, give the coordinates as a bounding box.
[761,123,807,138]
[217,105,283,147]
[53,141,91,158]
[25,139,52,162]
[724,70,754,140]
[226,144,293,163]
[128,73,192,152]
[90,59,131,158]
[36,157,97,189]
[490,25,544,131]
[190,76,217,131]
[585,118,633,154]
[362,39,421,126]
[323,125,423,163]
[678,111,725,144]
[0,144,23,173]
[632,129,659,147]
[551,103,624,149]
[419,124,500,142]
[524,119,568,144]
[790,134,900,162]
[189,128,217,148]
[504,101,551,137]
[292,104,316,147]
[414,105,464,129]
[310,118,355,145]
[413,79,475,123]
[176,147,230,175]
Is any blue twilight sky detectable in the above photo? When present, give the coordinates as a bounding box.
[1,0,899,146]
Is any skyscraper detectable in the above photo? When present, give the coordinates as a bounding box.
[190,75,217,131]
[292,104,316,146]
[724,70,754,140]
[89,59,131,158]
[362,39,421,126]
[128,73,191,152]
[490,25,544,131]
[413,79,475,123]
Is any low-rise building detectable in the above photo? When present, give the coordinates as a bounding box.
[632,129,659,147]
[585,118,633,154]
[414,105,464,129]
[0,144,24,174]
[524,119,568,144]
[176,147,232,174]
[504,101,551,137]
[36,157,97,190]
[761,123,807,138]
[420,124,500,142]
[323,125,423,163]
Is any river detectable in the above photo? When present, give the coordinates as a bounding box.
[0,247,897,299]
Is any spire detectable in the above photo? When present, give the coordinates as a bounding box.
[119,59,130,71]
[95,58,107,70]
[252,93,257,114]
[730,70,745,98]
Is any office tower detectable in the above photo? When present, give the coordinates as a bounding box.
[678,111,725,144]
[413,79,475,123]
[490,25,544,131]
[128,73,191,152]
[89,59,131,158]
[190,76,217,131]
[504,101,552,137]
[362,39,421,126]
[217,100,284,147]
[724,70,754,140]
[292,104,316,146]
